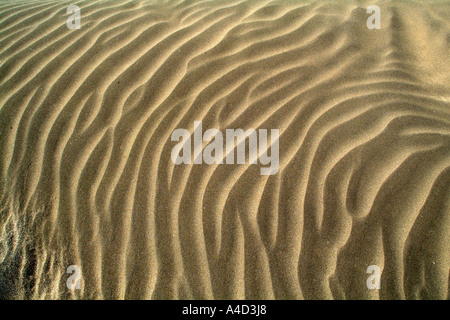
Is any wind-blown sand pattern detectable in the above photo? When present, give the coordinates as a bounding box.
[0,0,449,300]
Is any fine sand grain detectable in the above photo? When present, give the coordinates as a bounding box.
[0,0,449,299]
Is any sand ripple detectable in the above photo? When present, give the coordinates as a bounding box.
[0,0,449,299]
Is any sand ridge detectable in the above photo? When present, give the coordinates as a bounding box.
[0,0,449,299]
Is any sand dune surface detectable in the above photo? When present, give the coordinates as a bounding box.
[0,0,449,299]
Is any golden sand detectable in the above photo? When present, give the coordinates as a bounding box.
[0,0,449,299]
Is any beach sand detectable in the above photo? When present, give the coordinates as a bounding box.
[0,0,449,299]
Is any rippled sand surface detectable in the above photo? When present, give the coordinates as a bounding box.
[0,0,449,299]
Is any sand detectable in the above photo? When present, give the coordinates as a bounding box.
[0,0,449,300]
